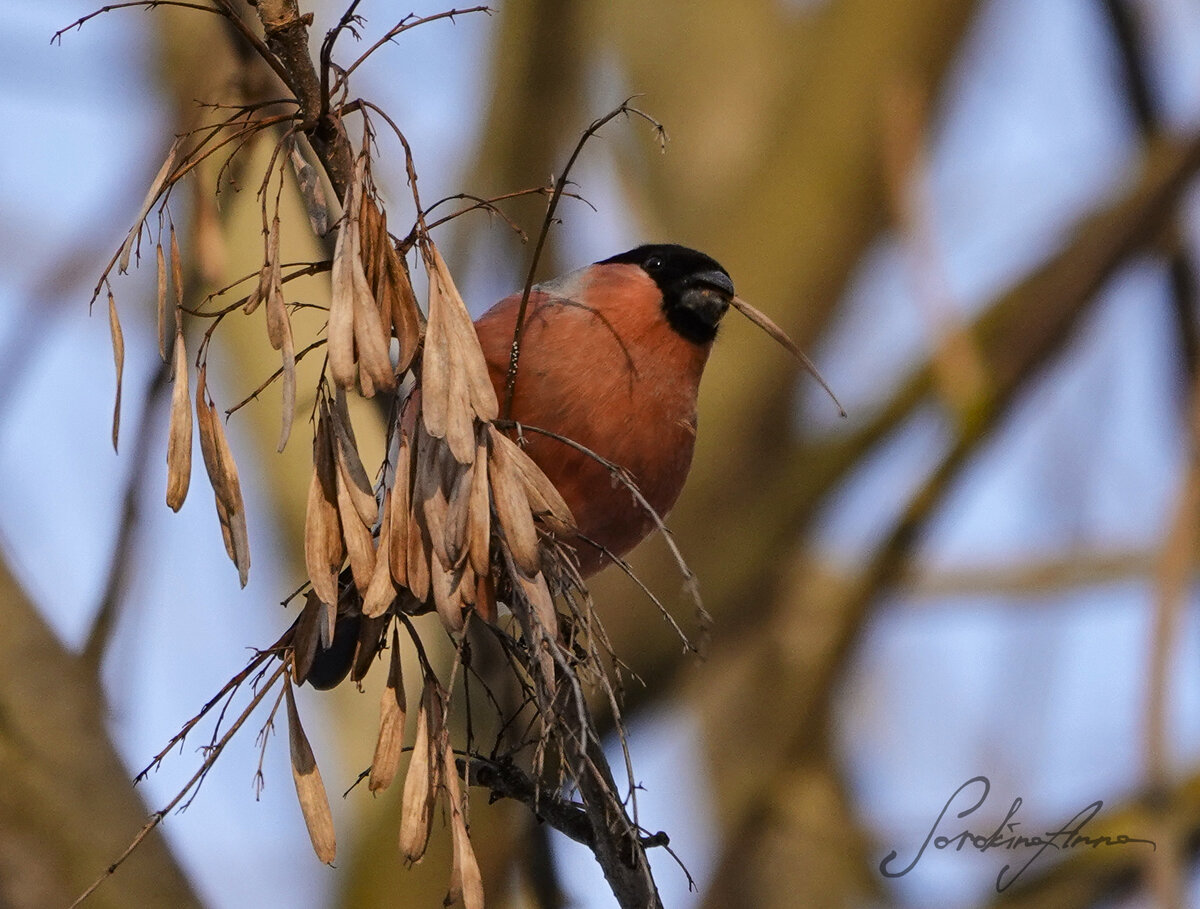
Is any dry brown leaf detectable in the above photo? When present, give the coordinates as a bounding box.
[196,365,250,586]
[107,290,124,452]
[117,138,180,274]
[368,628,407,792]
[304,412,344,606]
[442,737,484,909]
[487,427,539,576]
[398,680,440,863]
[155,243,167,361]
[285,677,337,864]
[165,331,192,512]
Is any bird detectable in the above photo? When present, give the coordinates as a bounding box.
[474,243,733,577]
[302,243,734,687]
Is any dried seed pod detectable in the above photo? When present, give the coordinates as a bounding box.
[405,443,431,603]
[156,242,167,361]
[318,598,335,651]
[350,241,395,396]
[487,427,539,576]
[398,680,441,863]
[165,331,192,512]
[466,435,491,577]
[336,467,376,594]
[352,611,392,684]
[730,295,846,415]
[289,139,328,236]
[513,569,556,685]
[117,139,180,274]
[389,427,412,588]
[505,436,576,535]
[329,158,396,396]
[304,411,343,605]
[290,590,324,685]
[475,570,497,625]
[429,558,462,633]
[442,738,484,909]
[285,677,337,864]
[328,190,358,388]
[384,236,422,373]
[420,242,497,464]
[426,245,498,423]
[263,216,296,451]
[455,561,476,607]
[195,366,250,586]
[442,460,473,568]
[362,489,397,618]
[170,223,183,317]
[419,464,451,571]
[329,403,377,526]
[108,290,124,452]
[368,628,407,792]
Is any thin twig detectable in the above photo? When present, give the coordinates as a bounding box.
[501,99,665,420]
[52,1,229,44]
[71,663,287,908]
[336,7,492,89]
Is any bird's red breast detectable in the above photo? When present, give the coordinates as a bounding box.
[474,250,729,577]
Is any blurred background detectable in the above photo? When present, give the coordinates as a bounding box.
[3,1,1200,907]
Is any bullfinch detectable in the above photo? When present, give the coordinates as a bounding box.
[304,243,733,687]
[475,243,732,577]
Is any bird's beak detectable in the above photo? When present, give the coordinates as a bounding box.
[680,270,734,329]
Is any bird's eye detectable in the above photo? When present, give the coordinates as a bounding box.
[644,256,663,272]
